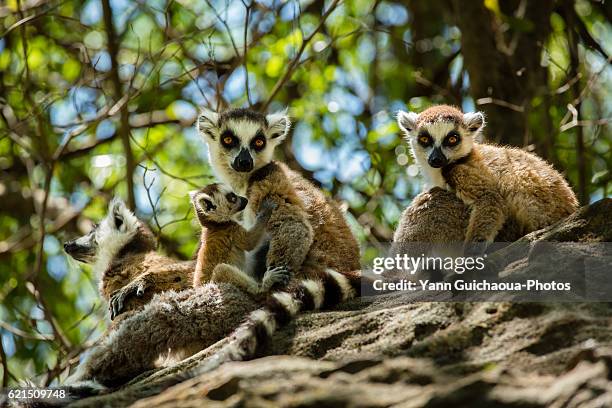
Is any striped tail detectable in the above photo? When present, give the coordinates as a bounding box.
[172,269,362,385]
[228,268,361,359]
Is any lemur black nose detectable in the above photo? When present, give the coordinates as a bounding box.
[64,241,76,253]
[237,197,248,211]
[428,148,448,168]
[232,149,254,172]
[428,157,445,168]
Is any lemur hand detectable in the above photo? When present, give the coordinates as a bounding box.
[257,197,278,220]
[109,279,147,320]
[261,265,291,292]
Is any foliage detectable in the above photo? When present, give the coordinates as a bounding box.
[0,0,610,385]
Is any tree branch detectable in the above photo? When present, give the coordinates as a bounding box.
[102,0,137,210]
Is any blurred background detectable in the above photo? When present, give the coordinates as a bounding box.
[0,0,610,385]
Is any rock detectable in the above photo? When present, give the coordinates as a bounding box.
[67,199,612,407]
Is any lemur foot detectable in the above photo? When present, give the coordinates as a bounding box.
[109,279,146,320]
[261,266,291,292]
[463,239,490,257]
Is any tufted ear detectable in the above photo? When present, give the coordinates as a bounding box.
[463,111,486,133]
[108,197,131,231]
[397,111,419,134]
[266,109,291,140]
[197,108,220,140]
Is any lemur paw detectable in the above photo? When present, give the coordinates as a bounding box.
[261,266,291,292]
[463,239,490,257]
[109,280,146,320]
[65,380,108,398]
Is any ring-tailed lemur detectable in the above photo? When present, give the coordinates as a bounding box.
[196,107,361,283]
[397,105,578,252]
[63,197,194,321]
[190,183,288,294]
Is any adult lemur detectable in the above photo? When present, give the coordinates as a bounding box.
[396,105,578,247]
[64,197,194,321]
[197,108,361,283]
[194,107,362,361]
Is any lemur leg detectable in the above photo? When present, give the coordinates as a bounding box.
[443,164,508,249]
[265,213,313,283]
[211,263,260,295]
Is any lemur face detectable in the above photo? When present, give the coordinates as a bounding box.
[397,106,485,169]
[196,108,290,176]
[64,197,139,263]
[190,183,248,225]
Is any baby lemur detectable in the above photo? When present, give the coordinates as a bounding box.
[64,197,194,321]
[397,105,578,248]
[191,183,286,294]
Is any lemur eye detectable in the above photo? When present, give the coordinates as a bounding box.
[251,132,266,151]
[417,132,432,146]
[444,131,460,147]
[226,192,237,203]
[201,199,215,212]
[221,130,237,148]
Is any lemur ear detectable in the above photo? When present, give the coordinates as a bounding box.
[463,111,485,133]
[266,109,291,140]
[397,111,419,134]
[197,108,220,140]
[108,197,127,230]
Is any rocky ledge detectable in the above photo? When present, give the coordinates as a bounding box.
[70,198,612,407]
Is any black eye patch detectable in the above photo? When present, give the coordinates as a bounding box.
[250,131,266,151]
[443,131,461,147]
[226,192,237,203]
[202,199,216,212]
[220,130,239,149]
[417,131,433,147]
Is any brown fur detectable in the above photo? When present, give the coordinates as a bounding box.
[442,144,578,242]
[104,252,195,320]
[67,283,259,387]
[191,183,276,294]
[415,104,464,127]
[246,161,361,282]
[393,187,523,244]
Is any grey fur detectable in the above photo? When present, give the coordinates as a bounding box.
[67,283,258,388]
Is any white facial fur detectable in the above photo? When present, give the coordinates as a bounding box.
[197,108,290,195]
[190,184,246,224]
[93,197,139,278]
[397,110,485,189]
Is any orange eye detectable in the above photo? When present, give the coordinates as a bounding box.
[447,136,457,144]
[419,136,430,144]
[223,136,233,146]
[252,138,265,150]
